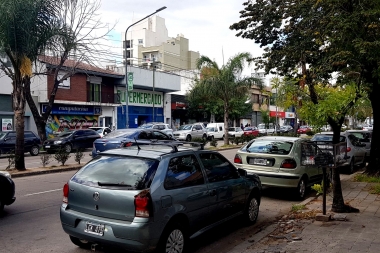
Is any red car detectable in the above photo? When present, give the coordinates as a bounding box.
[297,125,311,134]
[243,127,259,136]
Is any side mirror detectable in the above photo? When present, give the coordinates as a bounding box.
[238,168,247,177]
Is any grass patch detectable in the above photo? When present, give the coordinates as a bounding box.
[291,204,306,212]
[353,174,380,183]
[369,185,380,194]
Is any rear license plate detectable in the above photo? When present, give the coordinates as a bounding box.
[249,158,267,165]
[85,222,105,236]
[44,146,50,148]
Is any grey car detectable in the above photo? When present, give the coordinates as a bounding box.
[60,144,262,253]
[173,123,207,141]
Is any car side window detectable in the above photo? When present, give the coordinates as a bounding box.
[164,154,205,190]
[138,131,150,139]
[74,130,84,136]
[5,132,16,139]
[24,132,35,138]
[199,153,239,183]
[153,125,159,129]
[152,131,169,140]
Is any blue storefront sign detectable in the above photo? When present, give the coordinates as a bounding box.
[41,104,102,115]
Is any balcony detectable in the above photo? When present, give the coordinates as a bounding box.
[87,92,121,104]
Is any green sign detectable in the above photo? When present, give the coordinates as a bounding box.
[127,72,133,91]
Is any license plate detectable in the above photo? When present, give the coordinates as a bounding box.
[250,158,267,165]
[45,146,50,148]
[85,222,105,236]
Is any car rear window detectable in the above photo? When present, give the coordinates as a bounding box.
[243,140,293,155]
[71,156,159,190]
[104,130,136,138]
[311,135,345,142]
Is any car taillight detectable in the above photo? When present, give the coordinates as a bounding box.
[123,142,132,147]
[63,183,69,204]
[134,192,151,218]
[234,154,242,164]
[280,159,297,169]
[346,147,351,152]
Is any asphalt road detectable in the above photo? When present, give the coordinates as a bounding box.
[0,148,312,253]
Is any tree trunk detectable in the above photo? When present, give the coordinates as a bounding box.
[365,77,379,176]
[224,103,229,145]
[12,80,26,171]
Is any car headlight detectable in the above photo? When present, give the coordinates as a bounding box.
[54,140,62,144]
[0,171,11,178]
[180,133,186,136]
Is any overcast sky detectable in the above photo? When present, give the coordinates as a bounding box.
[97,0,264,77]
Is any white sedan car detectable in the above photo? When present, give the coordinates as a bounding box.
[228,127,244,137]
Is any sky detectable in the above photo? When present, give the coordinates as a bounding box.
[96,0,265,77]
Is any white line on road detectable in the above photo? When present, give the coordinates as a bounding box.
[24,188,62,196]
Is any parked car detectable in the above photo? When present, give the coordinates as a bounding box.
[345,130,372,160]
[91,128,179,157]
[60,144,262,253]
[362,125,373,131]
[234,136,326,199]
[43,129,101,153]
[311,132,367,173]
[297,125,312,134]
[228,127,244,138]
[88,127,112,138]
[138,122,174,137]
[206,122,225,140]
[257,123,275,135]
[0,130,41,156]
[0,171,16,212]
[173,123,207,141]
[278,125,293,133]
[243,126,260,136]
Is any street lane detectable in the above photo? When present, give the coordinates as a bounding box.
[0,149,308,253]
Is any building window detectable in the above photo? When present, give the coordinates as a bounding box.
[252,94,259,103]
[58,73,70,89]
[138,39,143,44]
[88,83,101,102]
[124,40,133,49]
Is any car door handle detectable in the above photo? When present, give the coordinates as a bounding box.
[209,189,217,196]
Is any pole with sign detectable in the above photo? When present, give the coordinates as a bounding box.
[128,72,134,91]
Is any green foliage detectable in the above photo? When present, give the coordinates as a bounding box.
[74,149,85,164]
[311,184,323,196]
[210,138,218,147]
[305,130,315,136]
[291,204,306,212]
[191,137,209,146]
[354,174,380,183]
[6,151,15,170]
[40,153,52,167]
[369,185,380,195]
[54,149,71,166]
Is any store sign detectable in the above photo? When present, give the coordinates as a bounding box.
[41,104,98,115]
[285,112,295,118]
[2,118,13,131]
[269,111,285,118]
[118,89,163,107]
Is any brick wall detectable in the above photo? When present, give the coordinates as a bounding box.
[47,73,87,101]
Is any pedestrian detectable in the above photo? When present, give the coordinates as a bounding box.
[240,123,244,130]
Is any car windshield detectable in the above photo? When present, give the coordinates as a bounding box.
[138,124,154,129]
[71,156,159,190]
[104,130,136,139]
[58,131,73,137]
[229,127,237,131]
[178,125,192,130]
[244,127,252,131]
[244,140,293,154]
[0,132,7,139]
[258,125,265,129]
[90,128,104,133]
[311,135,345,142]
[206,127,215,132]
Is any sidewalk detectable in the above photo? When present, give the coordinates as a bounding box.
[240,171,380,253]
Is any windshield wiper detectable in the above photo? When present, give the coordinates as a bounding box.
[98,182,132,187]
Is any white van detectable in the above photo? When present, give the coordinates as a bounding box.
[258,123,275,135]
[206,123,225,140]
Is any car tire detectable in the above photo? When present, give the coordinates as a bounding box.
[185,135,192,142]
[244,195,259,225]
[360,154,366,168]
[209,135,214,141]
[69,235,91,249]
[296,177,307,200]
[202,134,207,140]
[158,222,187,253]
[64,144,72,153]
[30,145,40,156]
[0,199,4,213]
[348,157,355,174]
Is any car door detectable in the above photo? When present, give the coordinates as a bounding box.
[72,130,86,149]
[163,154,211,231]
[2,132,16,153]
[152,130,172,143]
[347,134,366,163]
[300,142,322,185]
[198,152,246,223]
[23,131,34,151]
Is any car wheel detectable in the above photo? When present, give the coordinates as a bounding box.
[296,177,307,200]
[185,135,191,142]
[202,134,207,140]
[360,154,366,168]
[69,235,91,249]
[209,135,214,141]
[232,135,235,138]
[348,157,355,174]
[158,222,187,253]
[64,144,72,153]
[30,145,40,156]
[244,195,259,225]
[0,199,4,213]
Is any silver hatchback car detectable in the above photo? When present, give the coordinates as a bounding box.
[60,144,262,253]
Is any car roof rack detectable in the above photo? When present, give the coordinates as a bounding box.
[123,141,205,153]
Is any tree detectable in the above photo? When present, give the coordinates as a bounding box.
[194,53,261,145]
[230,0,369,212]
[26,0,113,142]
[0,0,61,170]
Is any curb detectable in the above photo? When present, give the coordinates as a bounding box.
[10,165,82,178]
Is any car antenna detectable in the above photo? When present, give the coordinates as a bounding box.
[134,138,141,150]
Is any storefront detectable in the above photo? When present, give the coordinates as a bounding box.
[41,104,102,138]
[117,89,164,128]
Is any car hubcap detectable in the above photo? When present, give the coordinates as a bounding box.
[166,229,184,253]
[248,198,259,221]
[299,180,305,197]
[65,145,71,152]
[32,147,38,155]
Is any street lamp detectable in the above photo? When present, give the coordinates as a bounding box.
[124,6,167,128]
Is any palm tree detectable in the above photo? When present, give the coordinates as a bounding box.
[196,53,262,145]
[0,0,60,170]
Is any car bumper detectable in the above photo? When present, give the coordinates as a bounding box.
[243,170,300,188]
[174,136,186,140]
[60,207,159,252]
[43,144,63,151]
